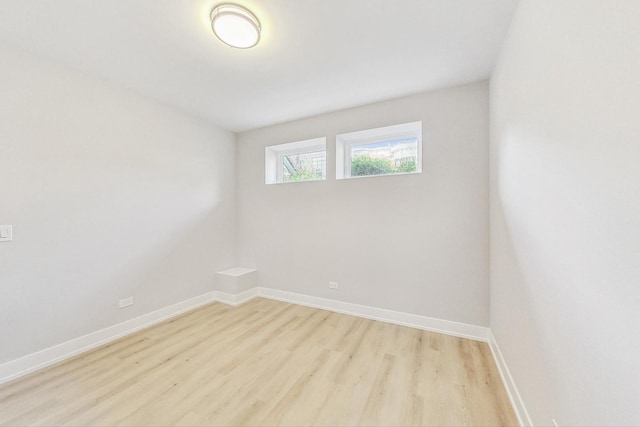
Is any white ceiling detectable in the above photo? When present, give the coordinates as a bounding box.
[0,0,517,132]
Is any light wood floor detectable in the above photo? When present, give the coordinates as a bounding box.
[0,298,518,426]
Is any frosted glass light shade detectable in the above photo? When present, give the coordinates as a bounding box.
[210,4,261,49]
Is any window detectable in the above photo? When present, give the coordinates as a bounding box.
[265,137,326,184]
[336,121,422,179]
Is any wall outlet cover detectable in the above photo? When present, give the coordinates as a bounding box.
[0,225,13,242]
[119,297,134,308]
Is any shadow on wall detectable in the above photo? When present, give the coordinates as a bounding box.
[495,126,640,424]
[0,187,232,365]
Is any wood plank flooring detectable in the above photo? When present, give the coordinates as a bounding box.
[0,298,518,426]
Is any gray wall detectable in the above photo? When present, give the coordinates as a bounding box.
[0,44,236,364]
[490,1,640,425]
[237,82,490,326]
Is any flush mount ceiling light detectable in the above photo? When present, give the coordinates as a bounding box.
[210,4,261,49]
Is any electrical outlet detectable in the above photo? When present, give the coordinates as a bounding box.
[119,297,134,308]
[329,281,339,290]
[0,225,13,242]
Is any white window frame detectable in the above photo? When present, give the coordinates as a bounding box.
[336,121,422,179]
[265,137,327,184]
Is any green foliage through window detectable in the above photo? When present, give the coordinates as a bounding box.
[351,155,416,177]
[283,166,323,182]
[282,151,326,182]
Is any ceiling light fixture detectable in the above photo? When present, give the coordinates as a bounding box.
[210,4,261,49]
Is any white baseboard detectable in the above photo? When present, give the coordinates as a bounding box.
[214,288,258,306]
[488,330,532,427]
[256,287,490,342]
[0,291,217,386]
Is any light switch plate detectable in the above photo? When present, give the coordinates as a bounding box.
[0,225,12,242]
